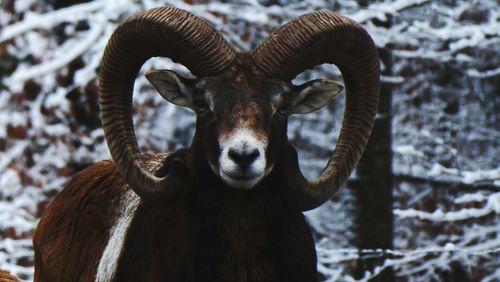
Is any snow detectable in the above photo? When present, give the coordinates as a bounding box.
[8,14,107,83]
[467,66,500,78]
[0,1,106,42]
[0,170,22,198]
[393,145,425,158]
[454,192,487,204]
[462,168,500,184]
[394,192,500,222]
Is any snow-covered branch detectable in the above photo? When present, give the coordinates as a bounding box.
[395,192,500,222]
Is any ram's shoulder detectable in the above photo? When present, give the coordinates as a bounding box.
[33,160,128,280]
[34,160,126,244]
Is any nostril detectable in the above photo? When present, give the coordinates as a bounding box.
[228,148,260,168]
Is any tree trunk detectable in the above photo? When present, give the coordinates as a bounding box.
[348,3,394,279]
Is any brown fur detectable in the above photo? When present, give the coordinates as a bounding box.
[0,270,19,282]
[218,102,267,142]
[33,149,317,281]
[113,157,316,281]
[33,161,126,282]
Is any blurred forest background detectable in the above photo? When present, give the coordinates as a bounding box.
[0,0,499,281]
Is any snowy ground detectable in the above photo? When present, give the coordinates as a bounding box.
[0,0,499,281]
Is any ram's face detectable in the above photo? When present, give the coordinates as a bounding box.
[193,75,290,189]
[146,69,343,189]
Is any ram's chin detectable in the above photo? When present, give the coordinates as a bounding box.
[220,173,263,190]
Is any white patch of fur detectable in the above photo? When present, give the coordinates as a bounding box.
[205,91,215,111]
[218,128,268,189]
[95,189,141,282]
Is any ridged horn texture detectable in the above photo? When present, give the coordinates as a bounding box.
[99,7,236,201]
[251,11,380,211]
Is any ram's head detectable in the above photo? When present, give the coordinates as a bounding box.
[99,7,379,210]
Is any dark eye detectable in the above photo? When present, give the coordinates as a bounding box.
[276,107,288,116]
[193,84,210,113]
[193,94,209,112]
[194,102,209,113]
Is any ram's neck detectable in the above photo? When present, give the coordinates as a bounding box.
[182,150,312,281]
[152,134,316,280]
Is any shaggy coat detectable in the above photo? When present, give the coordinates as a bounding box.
[33,149,317,282]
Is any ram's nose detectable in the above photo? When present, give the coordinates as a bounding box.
[228,147,260,170]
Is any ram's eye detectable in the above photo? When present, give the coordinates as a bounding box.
[276,107,288,116]
[194,101,209,112]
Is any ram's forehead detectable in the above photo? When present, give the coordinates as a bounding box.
[197,67,290,126]
[214,98,268,138]
[203,77,273,107]
[227,102,262,125]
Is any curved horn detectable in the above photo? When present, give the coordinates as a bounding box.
[99,7,236,201]
[251,11,380,211]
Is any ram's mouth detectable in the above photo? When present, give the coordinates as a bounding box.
[220,171,264,190]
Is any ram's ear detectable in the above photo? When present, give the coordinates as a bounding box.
[146,70,196,109]
[287,79,344,115]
